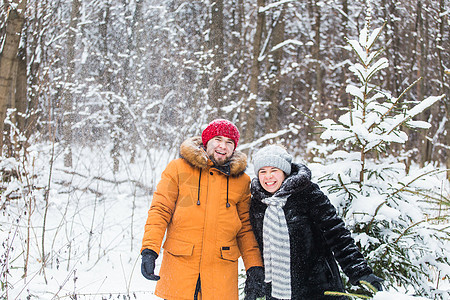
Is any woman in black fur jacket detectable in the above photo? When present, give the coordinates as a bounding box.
[248,145,383,300]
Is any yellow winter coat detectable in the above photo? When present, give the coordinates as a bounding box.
[141,137,263,300]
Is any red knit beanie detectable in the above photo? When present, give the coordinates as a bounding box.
[201,119,240,149]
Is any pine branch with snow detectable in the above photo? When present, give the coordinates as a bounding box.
[306,23,449,299]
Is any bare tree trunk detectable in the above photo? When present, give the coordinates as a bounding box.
[242,0,265,144]
[0,1,26,156]
[97,3,118,171]
[313,0,323,104]
[386,0,401,96]
[381,0,402,95]
[209,0,225,117]
[341,0,348,38]
[265,7,285,136]
[415,0,427,165]
[444,89,450,176]
[123,0,143,249]
[382,0,406,160]
[15,47,27,135]
[339,0,350,108]
[413,0,436,167]
[5,49,18,156]
[63,0,81,167]
[26,0,46,141]
[437,0,450,179]
[230,0,245,121]
[4,45,26,157]
[419,0,433,166]
[303,0,323,144]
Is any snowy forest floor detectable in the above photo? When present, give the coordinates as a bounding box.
[1,142,448,299]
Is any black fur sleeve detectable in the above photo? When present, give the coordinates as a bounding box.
[305,183,373,282]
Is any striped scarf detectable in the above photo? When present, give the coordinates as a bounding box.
[262,195,291,299]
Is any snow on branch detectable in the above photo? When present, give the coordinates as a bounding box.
[385,95,444,133]
[238,127,292,151]
[270,39,304,52]
[259,0,297,13]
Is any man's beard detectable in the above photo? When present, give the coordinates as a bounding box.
[209,154,230,166]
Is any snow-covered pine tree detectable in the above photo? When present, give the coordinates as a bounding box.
[308,20,449,298]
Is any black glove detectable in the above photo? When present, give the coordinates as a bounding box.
[244,266,265,300]
[355,273,383,291]
[141,249,160,281]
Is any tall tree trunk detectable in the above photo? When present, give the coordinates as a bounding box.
[98,2,119,172]
[418,0,433,166]
[5,44,27,157]
[415,0,426,165]
[305,0,323,144]
[0,1,26,156]
[242,0,265,144]
[230,0,244,121]
[382,0,405,160]
[5,48,18,156]
[63,0,81,167]
[437,0,450,179]
[265,7,285,136]
[387,1,401,96]
[209,0,224,117]
[339,0,350,108]
[126,0,143,165]
[313,0,322,104]
[382,0,401,96]
[341,0,348,38]
[26,0,45,141]
[413,0,435,167]
[15,46,27,136]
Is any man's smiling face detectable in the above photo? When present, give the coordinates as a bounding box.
[205,136,235,166]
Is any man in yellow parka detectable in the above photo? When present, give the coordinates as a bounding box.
[141,119,264,300]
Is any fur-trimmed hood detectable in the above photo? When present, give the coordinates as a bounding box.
[179,136,248,176]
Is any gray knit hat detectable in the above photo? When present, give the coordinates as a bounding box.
[253,145,292,175]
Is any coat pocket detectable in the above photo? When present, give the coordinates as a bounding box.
[163,238,194,256]
[219,245,241,262]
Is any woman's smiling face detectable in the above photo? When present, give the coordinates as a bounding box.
[258,166,286,194]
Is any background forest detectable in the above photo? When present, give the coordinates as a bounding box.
[1,0,449,167]
[1,0,449,299]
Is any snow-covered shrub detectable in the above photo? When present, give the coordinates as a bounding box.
[307,23,449,298]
